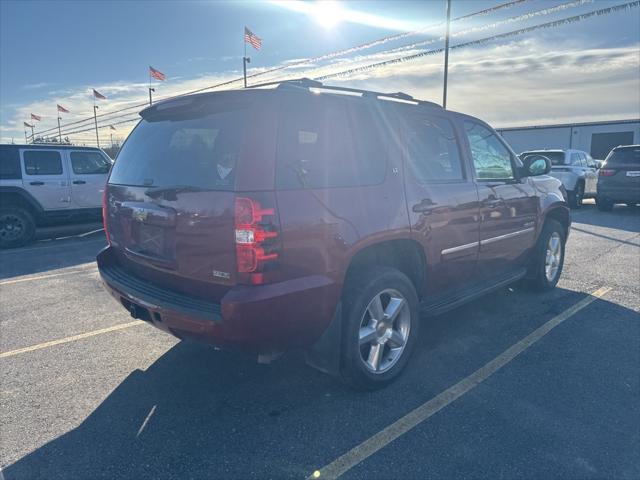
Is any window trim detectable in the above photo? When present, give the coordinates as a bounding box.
[21,149,65,176]
[69,150,112,175]
[404,113,468,185]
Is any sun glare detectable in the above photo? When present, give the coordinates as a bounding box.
[313,1,344,29]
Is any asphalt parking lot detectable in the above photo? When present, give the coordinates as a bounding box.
[1,202,638,480]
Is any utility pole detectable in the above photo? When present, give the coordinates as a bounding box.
[93,105,100,148]
[57,116,62,144]
[442,0,452,109]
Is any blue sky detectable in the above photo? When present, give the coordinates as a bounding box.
[1,0,638,145]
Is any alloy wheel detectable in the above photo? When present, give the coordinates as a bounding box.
[358,289,411,374]
[545,232,562,282]
[0,213,25,242]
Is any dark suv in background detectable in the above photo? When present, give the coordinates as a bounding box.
[596,145,640,211]
[98,79,570,389]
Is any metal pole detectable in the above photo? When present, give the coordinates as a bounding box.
[442,0,452,109]
[148,70,154,106]
[57,116,62,144]
[24,129,28,144]
[110,133,113,146]
[93,105,100,148]
[243,36,248,88]
[30,125,35,143]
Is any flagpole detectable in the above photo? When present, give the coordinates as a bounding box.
[148,67,154,106]
[57,114,62,144]
[93,94,100,148]
[243,28,248,88]
[30,124,35,143]
[24,129,28,144]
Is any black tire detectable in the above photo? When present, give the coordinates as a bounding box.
[0,206,36,249]
[340,266,419,390]
[569,183,584,209]
[596,197,613,212]
[527,219,566,292]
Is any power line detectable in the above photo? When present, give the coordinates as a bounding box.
[30,0,533,138]
[315,0,639,81]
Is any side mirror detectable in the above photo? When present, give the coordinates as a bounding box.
[521,154,551,177]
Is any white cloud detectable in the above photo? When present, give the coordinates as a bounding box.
[2,38,639,144]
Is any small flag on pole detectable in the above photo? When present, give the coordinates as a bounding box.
[149,66,166,81]
[93,89,107,100]
[244,27,262,50]
[30,113,41,121]
[24,122,33,128]
[57,104,69,113]
[109,125,116,130]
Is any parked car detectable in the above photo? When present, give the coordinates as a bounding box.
[98,79,570,389]
[520,149,598,208]
[596,145,640,211]
[0,144,112,248]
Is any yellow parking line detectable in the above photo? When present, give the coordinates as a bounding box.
[0,321,145,359]
[308,286,612,480]
[0,264,97,286]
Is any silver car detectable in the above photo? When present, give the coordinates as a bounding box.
[520,149,598,208]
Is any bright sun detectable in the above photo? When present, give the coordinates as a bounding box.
[313,1,345,28]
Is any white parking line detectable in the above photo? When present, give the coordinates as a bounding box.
[0,321,145,359]
[308,286,612,480]
[136,405,157,438]
[0,264,97,286]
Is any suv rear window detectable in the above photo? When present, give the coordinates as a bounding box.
[109,101,250,190]
[606,147,640,166]
[276,94,386,189]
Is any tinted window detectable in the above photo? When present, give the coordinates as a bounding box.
[606,146,640,167]
[276,94,386,189]
[23,150,63,175]
[0,146,21,179]
[463,120,514,180]
[109,102,249,189]
[71,151,111,174]
[406,116,463,182]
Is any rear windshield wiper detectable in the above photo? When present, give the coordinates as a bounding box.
[144,185,212,199]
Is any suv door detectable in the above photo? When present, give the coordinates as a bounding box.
[68,149,111,207]
[20,149,71,210]
[461,119,538,280]
[403,113,480,297]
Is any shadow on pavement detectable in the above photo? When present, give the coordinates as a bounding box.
[572,203,640,233]
[0,226,105,280]
[4,287,638,480]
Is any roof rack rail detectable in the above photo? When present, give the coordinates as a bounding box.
[246,78,443,108]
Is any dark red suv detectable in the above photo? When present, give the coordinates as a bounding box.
[98,79,570,389]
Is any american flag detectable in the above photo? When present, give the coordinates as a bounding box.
[93,89,107,100]
[30,113,41,121]
[244,27,261,51]
[149,66,166,81]
[23,122,33,128]
[57,104,69,113]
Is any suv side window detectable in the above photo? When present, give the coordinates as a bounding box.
[276,94,386,189]
[0,146,22,179]
[463,120,514,180]
[23,150,63,175]
[406,116,464,182]
[70,151,111,174]
[570,152,582,166]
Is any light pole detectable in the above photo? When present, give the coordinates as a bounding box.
[442,0,452,109]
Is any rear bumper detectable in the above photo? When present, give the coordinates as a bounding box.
[97,247,340,352]
[597,184,640,203]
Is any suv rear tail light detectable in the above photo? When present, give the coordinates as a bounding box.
[599,169,616,177]
[102,185,111,245]
[234,196,281,285]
